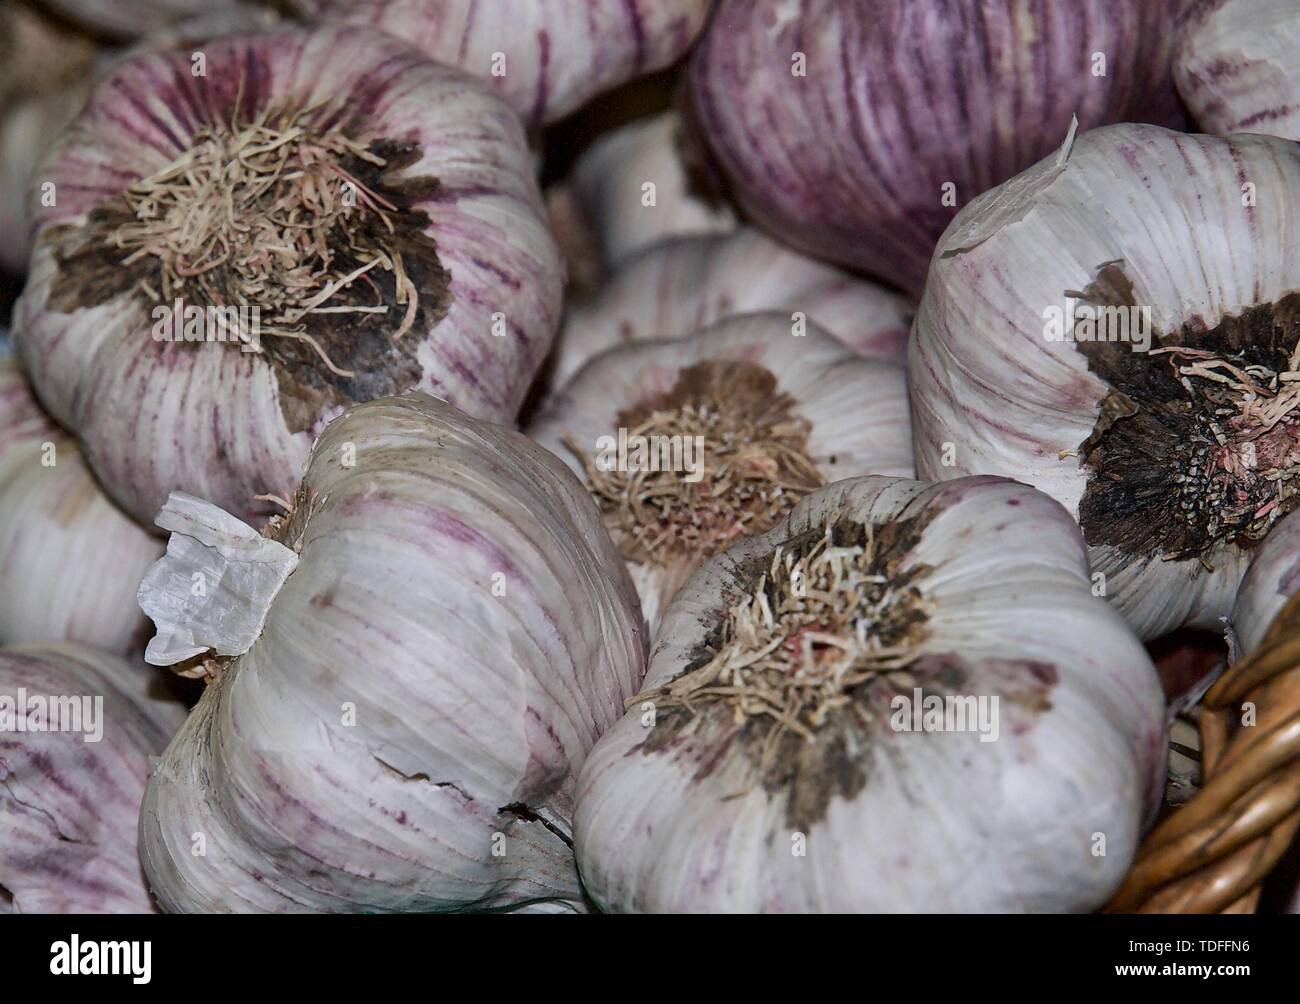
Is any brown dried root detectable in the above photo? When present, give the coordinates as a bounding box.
[111,103,421,377]
[570,361,824,567]
[632,519,932,768]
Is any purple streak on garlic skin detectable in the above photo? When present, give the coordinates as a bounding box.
[289,0,711,126]
[689,0,1189,297]
[0,644,185,913]
[15,27,562,529]
[1176,0,1300,141]
[551,229,913,389]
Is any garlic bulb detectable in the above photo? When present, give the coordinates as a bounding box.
[290,0,711,126]
[568,110,736,267]
[1177,0,1300,141]
[911,123,1300,641]
[530,313,913,633]
[689,0,1188,296]
[39,0,240,39]
[1230,507,1300,657]
[138,393,645,912]
[0,359,161,653]
[15,25,562,527]
[575,475,1165,912]
[551,229,913,388]
[0,643,185,913]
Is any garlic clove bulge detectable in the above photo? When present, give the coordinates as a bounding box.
[288,0,711,126]
[688,0,1189,297]
[911,123,1300,641]
[15,26,563,527]
[530,312,914,635]
[1177,0,1300,141]
[550,229,913,389]
[574,475,1166,912]
[138,393,646,912]
[0,643,186,913]
[0,359,162,655]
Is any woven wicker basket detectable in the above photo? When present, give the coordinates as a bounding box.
[1106,591,1300,912]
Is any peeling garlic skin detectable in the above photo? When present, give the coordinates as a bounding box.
[290,0,711,126]
[911,124,1300,641]
[0,644,185,913]
[15,27,563,528]
[0,360,161,654]
[140,394,646,913]
[1177,0,1300,141]
[530,312,914,635]
[575,476,1165,913]
[689,0,1188,297]
[551,229,913,389]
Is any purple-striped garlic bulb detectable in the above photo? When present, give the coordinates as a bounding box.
[15,26,563,527]
[550,228,913,389]
[1176,0,1300,141]
[574,475,1165,912]
[137,393,645,912]
[530,313,913,634]
[289,0,711,126]
[567,110,736,268]
[0,359,161,654]
[689,0,1188,297]
[0,643,185,913]
[911,124,1300,641]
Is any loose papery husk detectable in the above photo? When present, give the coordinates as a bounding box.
[529,312,914,635]
[138,393,646,913]
[1176,0,1300,141]
[688,0,1189,297]
[910,123,1300,641]
[0,358,161,654]
[15,25,563,527]
[0,643,185,913]
[547,229,914,390]
[288,0,711,126]
[574,475,1166,912]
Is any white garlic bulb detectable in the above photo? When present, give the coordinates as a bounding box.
[15,26,563,528]
[0,359,161,654]
[575,475,1166,912]
[568,110,736,267]
[1177,0,1300,141]
[911,123,1300,640]
[530,312,914,634]
[138,393,646,912]
[0,643,185,913]
[550,229,913,388]
[1230,507,1300,658]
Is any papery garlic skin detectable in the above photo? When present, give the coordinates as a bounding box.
[290,0,710,126]
[1177,0,1300,141]
[40,0,237,38]
[551,230,913,388]
[689,0,1188,296]
[139,393,646,913]
[1230,508,1300,657]
[15,27,562,528]
[575,475,1165,913]
[0,643,185,913]
[910,124,1300,641]
[530,312,914,633]
[569,111,736,267]
[0,360,160,654]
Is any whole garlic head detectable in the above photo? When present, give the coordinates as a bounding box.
[1177,0,1300,141]
[689,0,1188,296]
[911,123,1300,640]
[530,313,913,633]
[575,475,1165,912]
[0,644,185,913]
[290,0,711,126]
[16,26,562,527]
[138,393,646,912]
[0,359,161,654]
[550,229,913,389]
